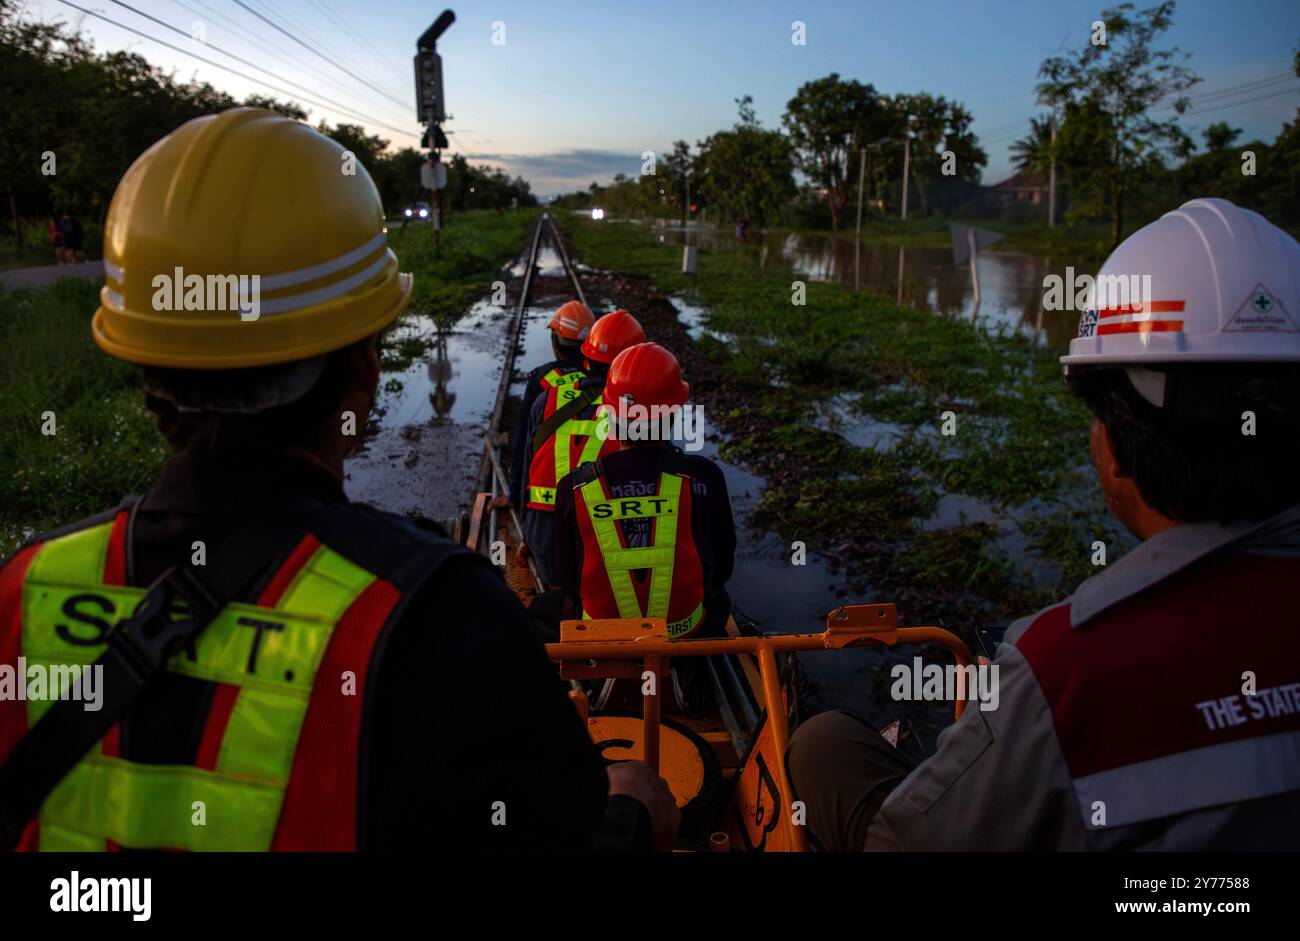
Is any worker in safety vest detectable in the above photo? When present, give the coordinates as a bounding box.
[0,109,678,852]
[501,300,595,511]
[518,309,645,587]
[554,343,735,642]
[788,198,1300,851]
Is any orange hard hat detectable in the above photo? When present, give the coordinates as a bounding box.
[581,309,645,365]
[548,300,594,342]
[604,342,689,410]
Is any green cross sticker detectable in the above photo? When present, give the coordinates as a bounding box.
[1253,291,1273,313]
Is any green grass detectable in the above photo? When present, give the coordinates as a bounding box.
[0,279,165,551]
[557,213,1128,626]
[387,208,538,324]
[0,209,537,554]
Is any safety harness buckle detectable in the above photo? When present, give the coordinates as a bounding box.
[108,565,220,681]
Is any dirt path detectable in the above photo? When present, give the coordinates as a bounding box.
[1,261,102,288]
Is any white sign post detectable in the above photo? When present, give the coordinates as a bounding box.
[950,222,1004,321]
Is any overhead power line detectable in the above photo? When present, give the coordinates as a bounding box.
[982,69,1298,148]
[250,0,406,103]
[1178,83,1300,117]
[56,0,417,140]
[169,0,410,126]
[307,0,409,88]
[230,0,411,113]
[110,0,410,132]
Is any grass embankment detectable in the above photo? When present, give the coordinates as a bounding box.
[557,215,1128,629]
[0,209,538,553]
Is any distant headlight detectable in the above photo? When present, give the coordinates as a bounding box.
[404,209,413,217]
[419,209,428,218]
[591,208,605,220]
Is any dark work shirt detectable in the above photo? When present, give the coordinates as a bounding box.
[553,445,736,629]
[110,449,647,850]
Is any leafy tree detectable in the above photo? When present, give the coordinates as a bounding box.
[1036,2,1200,248]
[318,122,388,178]
[1201,122,1241,151]
[890,93,986,215]
[782,74,893,229]
[696,96,795,225]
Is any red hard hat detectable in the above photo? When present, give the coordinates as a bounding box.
[547,300,594,342]
[581,309,645,364]
[604,342,689,410]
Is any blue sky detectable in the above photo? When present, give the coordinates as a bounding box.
[27,0,1300,196]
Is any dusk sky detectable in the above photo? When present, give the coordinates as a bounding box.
[24,0,1300,196]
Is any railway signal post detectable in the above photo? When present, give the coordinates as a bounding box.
[415,9,455,257]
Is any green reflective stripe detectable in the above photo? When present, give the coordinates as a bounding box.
[645,476,681,619]
[25,521,113,584]
[206,543,374,782]
[545,369,583,393]
[37,821,103,852]
[667,602,705,639]
[18,527,378,851]
[528,485,556,506]
[22,525,116,753]
[552,393,607,482]
[43,758,283,851]
[276,545,376,620]
[23,588,325,692]
[578,473,683,622]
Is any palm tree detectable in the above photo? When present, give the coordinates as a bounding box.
[1010,115,1054,174]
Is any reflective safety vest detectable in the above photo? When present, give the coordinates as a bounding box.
[573,468,705,639]
[526,378,618,511]
[0,504,446,852]
[537,364,583,394]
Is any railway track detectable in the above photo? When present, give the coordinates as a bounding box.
[455,213,977,851]
[473,211,589,591]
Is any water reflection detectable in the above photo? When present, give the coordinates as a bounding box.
[648,220,1086,352]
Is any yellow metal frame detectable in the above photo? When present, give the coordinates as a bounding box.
[546,603,973,852]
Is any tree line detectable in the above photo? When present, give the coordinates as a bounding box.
[556,2,1298,246]
[555,84,985,231]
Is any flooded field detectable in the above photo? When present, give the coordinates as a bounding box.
[647,219,1087,352]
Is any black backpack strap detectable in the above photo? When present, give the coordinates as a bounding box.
[0,497,325,852]
[530,387,598,453]
[571,458,604,489]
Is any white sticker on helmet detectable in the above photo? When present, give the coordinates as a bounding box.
[1225,284,1297,333]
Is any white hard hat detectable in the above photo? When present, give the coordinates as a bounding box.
[1061,198,1300,375]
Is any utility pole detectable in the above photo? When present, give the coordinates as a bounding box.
[900,133,911,221]
[1048,114,1057,229]
[855,148,866,292]
[855,148,866,240]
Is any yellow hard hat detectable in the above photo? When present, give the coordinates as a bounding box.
[92,107,412,369]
